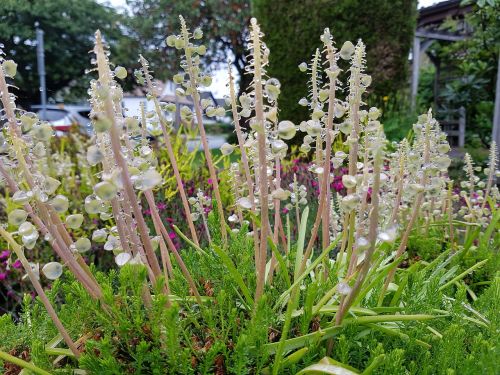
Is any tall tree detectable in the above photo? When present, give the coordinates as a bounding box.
[0,0,131,104]
[125,0,251,96]
[253,0,417,122]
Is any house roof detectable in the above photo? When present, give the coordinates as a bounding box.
[418,0,473,28]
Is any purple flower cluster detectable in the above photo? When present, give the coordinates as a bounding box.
[0,250,22,281]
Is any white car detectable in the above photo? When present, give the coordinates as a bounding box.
[31,104,92,135]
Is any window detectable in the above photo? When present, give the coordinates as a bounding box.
[37,109,67,121]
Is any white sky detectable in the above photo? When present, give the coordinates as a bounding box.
[100,0,446,97]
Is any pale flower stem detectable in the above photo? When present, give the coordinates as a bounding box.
[481,141,497,211]
[268,155,282,284]
[383,118,431,294]
[95,129,138,258]
[447,181,455,252]
[335,144,382,326]
[144,191,202,303]
[0,160,101,299]
[300,40,337,271]
[293,174,301,235]
[109,200,133,255]
[250,19,270,302]
[0,77,103,299]
[180,18,227,245]
[95,31,162,281]
[228,64,261,267]
[425,197,435,236]
[390,157,406,224]
[139,56,200,246]
[347,144,371,276]
[144,190,173,301]
[200,204,212,243]
[143,192,174,277]
[0,228,80,358]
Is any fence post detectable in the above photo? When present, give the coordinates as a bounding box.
[458,106,465,148]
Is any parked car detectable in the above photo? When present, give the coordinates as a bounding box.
[31,104,92,135]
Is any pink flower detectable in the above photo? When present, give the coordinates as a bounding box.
[0,250,10,260]
[333,182,344,192]
[12,260,22,269]
[143,209,151,216]
[166,217,174,223]
[168,232,176,240]
[0,272,7,280]
[207,178,213,185]
[157,202,167,211]
[282,207,289,214]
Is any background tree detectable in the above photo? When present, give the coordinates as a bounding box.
[427,0,500,147]
[0,0,132,105]
[252,0,417,123]
[125,0,251,96]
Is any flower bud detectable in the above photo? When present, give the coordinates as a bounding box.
[193,28,203,39]
[93,116,112,133]
[51,195,69,213]
[8,209,28,227]
[114,66,127,79]
[237,197,252,210]
[94,181,118,201]
[2,60,17,77]
[277,121,296,140]
[92,228,108,243]
[339,41,355,60]
[115,252,131,267]
[75,237,91,253]
[42,262,63,280]
[87,145,104,166]
[341,194,359,211]
[19,221,36,236]
[220,143,235,156]
[342,175,357,189]
[66,214,84,229]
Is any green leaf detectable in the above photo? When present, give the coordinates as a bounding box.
[0,350,52,375]
[212,244,254,307]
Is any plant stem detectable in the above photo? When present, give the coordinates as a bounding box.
[249,19,270,303]
[0,228,80,358]
[139,56,200,246]
[0,350,52,375]
[179,17,227,245]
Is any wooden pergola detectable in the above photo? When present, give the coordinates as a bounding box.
[411,0,500,149]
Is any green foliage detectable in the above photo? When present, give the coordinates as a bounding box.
[125,0,252,94]
[0,0,133,103]
[1,215,498,374]
[419,0,500,146]
[252,0,417,123]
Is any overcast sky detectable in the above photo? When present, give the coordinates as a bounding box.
[100,0,446,97]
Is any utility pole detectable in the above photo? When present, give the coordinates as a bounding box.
[35,23,47,119]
